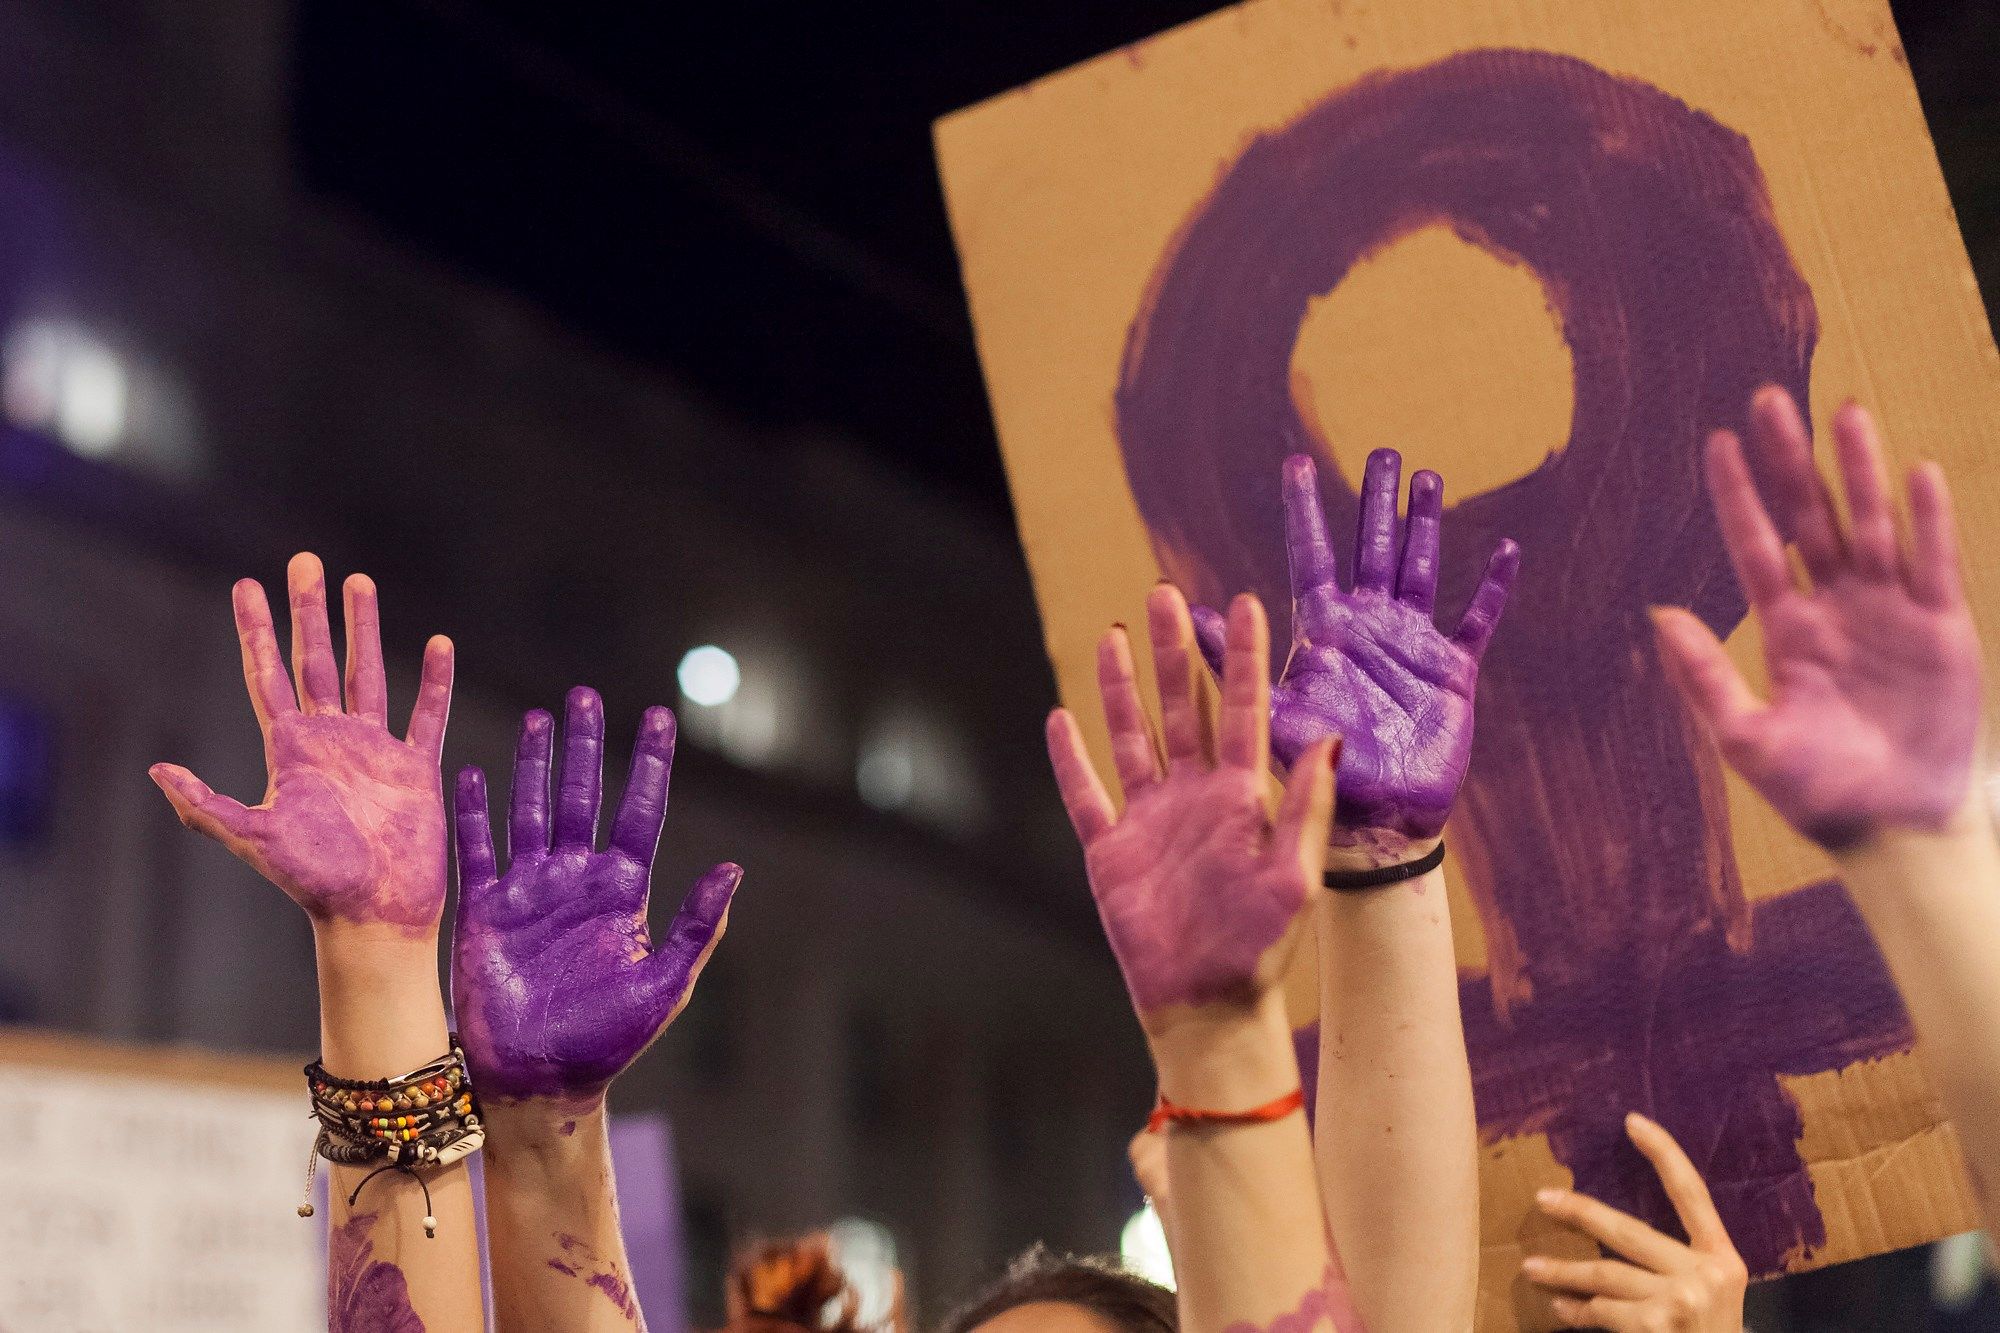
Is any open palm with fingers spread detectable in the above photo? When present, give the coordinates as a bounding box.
[1046,587,1338,1030]
[1193,452,1518,859]
[1651,387,1983,849]
[452,687,742,1102]
[1526,1113,1747,1332]
[149,553,455,932]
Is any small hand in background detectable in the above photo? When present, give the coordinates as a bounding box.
[452,687,742,1102]
[1525,1114,1747,1333]
[150,552,454,932]
[1192,451,1517,863]
[1046,585,1337,1028]
[1653,387,1983,849]
[1127,1124,1170,1211]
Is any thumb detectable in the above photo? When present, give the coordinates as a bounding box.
[1275,737,1340,869]
[149,763,259,846]
[636,863,743,1027]
[1649,607,1762,744]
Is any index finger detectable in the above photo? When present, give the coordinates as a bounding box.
[1536,1186,1686,1273]
[1046,708,1116,846]
[1747,385,1845,584]
[1625,1113,1732,1253]
[1705,430,1795,607]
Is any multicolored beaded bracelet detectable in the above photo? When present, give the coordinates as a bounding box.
[298,1036,484,1238]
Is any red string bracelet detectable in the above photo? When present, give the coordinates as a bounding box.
[1145,1087,1305,1134]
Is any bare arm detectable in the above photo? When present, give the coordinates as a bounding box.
[1048,587,1343,1333]
[1833,809,2000,1222]
[1313,863,1477,1332]
[453,690,740,1331]
[1654,386,2000,1231]
[152,557,481,1331]
[1196,451,1516,1330]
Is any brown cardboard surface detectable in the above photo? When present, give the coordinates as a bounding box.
[937,0,1999,1320]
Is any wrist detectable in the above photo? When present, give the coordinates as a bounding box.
[312,917,442,978]
[313,927,449,1078]
[1832,790,1995,876]
[1144,992,1300,1110]
[482,1096,612,1200]
[1326,828,1441,874]
[482,1092,608,1146]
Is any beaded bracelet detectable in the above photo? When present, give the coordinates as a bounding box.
[298,1037,484,1238]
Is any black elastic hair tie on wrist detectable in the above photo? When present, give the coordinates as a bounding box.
[1324,840,1447,891]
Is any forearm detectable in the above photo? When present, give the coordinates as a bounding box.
[1314,863,1478,1332]
[316,926,483,1333]
[482,1097,645,1331]
[1837,801,2000,1230]
[1151,997,1342,1333]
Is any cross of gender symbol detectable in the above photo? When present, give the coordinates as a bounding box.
[1115,48,1919,1275]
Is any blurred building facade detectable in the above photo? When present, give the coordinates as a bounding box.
[0,0,1151,1316]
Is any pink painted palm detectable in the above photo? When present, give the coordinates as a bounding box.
[1046,587,1337,1029]
[149,553,455,932]
[1653,388,1983,849]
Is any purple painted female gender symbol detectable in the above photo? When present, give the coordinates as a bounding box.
[1116,48,1915,1275]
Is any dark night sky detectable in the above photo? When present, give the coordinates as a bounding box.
[289,0,2000,526]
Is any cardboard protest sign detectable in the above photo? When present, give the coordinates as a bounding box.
[936,0,2000,1323]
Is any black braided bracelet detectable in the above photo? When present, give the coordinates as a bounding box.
[1323,840,1446,891]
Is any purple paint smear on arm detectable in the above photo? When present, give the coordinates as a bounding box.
[1114,48,1910,1275]
[329,1213,427,1333]
[549,1233,645,1327]
[1220,1265,1365,1333]
[452,687,741,1100]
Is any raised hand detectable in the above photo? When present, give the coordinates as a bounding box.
[1652,388,1983,849]
[452,687,742,1102]
[1193,452,1518,861]
[1525,1114,1747,1332]
[149,553,455,932]
[1046,586,1337,1028]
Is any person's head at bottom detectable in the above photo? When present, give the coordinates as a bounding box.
[942,1247,1176,1333]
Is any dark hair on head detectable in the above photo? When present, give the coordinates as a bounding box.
[724,1233,903,1333]
[939,1245,1177,1333]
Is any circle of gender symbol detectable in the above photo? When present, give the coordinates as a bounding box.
[1115,47,1915,1276]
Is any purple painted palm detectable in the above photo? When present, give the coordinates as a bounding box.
[1195,452,1517,855]
[149,555,455,933]
[452,687,741,1102]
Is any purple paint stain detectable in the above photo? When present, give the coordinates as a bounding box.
[552,1232,646,1326]
[1113,48,1910,1275]
[589,1271,643,1322]
[329,1213,427,1333]
[452,687,742,1100]
[1221,1265,1364,1333]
